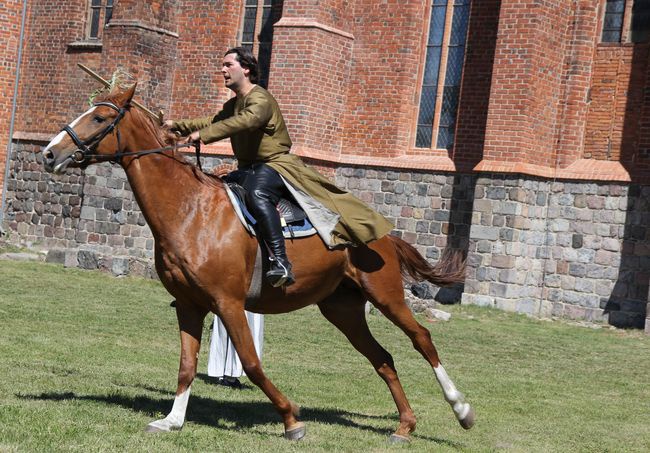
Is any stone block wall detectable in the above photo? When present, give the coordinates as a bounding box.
[462,175,649,328]
[0,0,24,196]
[5,144,648,329]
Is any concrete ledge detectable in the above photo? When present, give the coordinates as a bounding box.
[474,159,632,182]
[0,252,44,262]
[45,248,157,279]
[275,18,354,40]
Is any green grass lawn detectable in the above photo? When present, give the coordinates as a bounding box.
[1,259,649,452]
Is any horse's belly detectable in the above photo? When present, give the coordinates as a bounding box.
[247,243,348,314]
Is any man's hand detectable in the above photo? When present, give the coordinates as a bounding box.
[187,131,201,143]
[177,131,201,145]
[162,120,201,144]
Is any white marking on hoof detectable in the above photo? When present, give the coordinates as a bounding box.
[434,364,473,422]
[453,400,471,420]
[145,416,183,433]
[145,387,191,433]
[459,407,475,430]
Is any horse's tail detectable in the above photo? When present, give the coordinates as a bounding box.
[388,235,466,287]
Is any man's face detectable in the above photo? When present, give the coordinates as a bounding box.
[222,53,249,91]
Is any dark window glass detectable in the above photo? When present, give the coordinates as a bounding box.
[631,0,650,42]
[417,0,471,149]
[417,86,437,125]
[437,1,470,150]
[602,0,626,42]
[416,2,447,148]
[241,0,283,88]
[106,0,113,24]
[89,1,101,38]
[89,0,112,39]
[242,4,258,47]
[257,2,275,88]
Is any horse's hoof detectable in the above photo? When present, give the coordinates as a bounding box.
[458,407,475,430]
[144,418,182,433]
[389,434,411,444]
[284,422,306,441]
[144,424,166,433]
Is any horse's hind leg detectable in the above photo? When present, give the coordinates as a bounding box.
[362,271,475,430]
[318,287,417,442]
[146,300,208,432]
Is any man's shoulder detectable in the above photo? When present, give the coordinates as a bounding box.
[248,85,277,102]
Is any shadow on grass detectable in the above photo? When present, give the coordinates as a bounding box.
[17,389,464,447]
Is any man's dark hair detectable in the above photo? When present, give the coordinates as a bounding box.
[225,47,259,84]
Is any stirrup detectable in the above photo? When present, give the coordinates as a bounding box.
[266,259,295,287]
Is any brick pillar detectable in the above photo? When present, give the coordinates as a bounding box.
[0,0,25,207]
[100,0,181,114]
[271,0,355,159]
[477,0,582,173]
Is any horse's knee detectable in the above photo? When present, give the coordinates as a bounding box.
[376,358,397,383]
[412,326,434,348]
[416,326,432,344]
[242,361,263,381]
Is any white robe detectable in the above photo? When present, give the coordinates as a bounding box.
[207,311,264,378]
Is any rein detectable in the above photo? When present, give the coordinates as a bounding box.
[62,101,203,171]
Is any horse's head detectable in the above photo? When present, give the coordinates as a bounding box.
[42,84,136,173]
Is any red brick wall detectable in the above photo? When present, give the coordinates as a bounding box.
[340,0,426,159]
[483,0,572,169]
[585,43,650,173]
[169,0,242,119]
[553,1,600,169]
[14,0,102,135]
[2,0,650,185]
[99,0,179,113]
[637,44,650,171]
[0,0,23,196]
[270,0,355,159]
[453,0,501,170]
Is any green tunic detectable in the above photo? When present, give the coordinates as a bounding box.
[172,86,393,247]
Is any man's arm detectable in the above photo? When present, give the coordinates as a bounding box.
[198,91,273,144]
[168,99,237,136]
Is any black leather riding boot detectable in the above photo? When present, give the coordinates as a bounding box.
[252,199,295,287]
[243,164,295,287]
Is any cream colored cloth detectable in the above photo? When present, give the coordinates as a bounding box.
[207,311,264,378]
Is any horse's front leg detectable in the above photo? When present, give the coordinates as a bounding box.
[146,300,207,433]
[219,305,305,440]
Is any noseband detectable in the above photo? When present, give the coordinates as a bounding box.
[62,101,127,164]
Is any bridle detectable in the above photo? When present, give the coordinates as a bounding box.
[61,101,203,170]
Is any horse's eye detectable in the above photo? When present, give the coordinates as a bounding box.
[93,115,106,123]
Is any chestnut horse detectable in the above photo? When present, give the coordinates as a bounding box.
[42,85,474,442]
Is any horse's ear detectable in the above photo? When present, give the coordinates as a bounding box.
[116,83,137,107]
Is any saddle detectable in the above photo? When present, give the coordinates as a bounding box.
[222,173,317,305]
[225,181,316,239]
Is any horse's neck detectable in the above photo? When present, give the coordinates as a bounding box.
[120,132,224,241]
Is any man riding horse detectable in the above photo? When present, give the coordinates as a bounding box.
[166,47,393,287]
